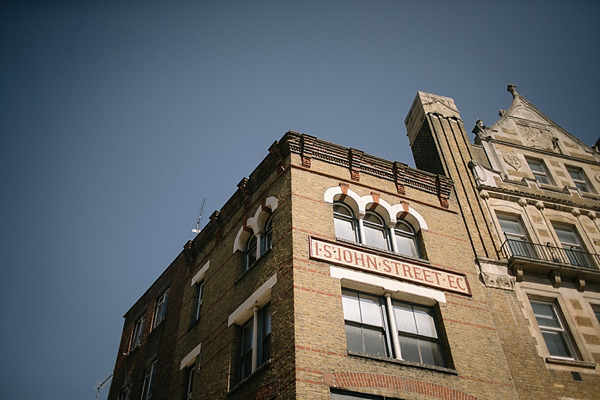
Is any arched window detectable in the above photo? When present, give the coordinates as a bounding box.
[244,234,257,271]
[363,211,389,250]
[394,220,419,258]
[261,214,273,254]
[333,202,358,242]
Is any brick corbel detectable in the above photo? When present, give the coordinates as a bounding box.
[300,134,315,168]
[349,148,363,182]
[393,162,407,195]
[436,175,452,209]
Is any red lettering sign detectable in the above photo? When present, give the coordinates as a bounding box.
[309,237,471,296]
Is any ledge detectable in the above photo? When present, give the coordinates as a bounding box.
[227,359,272,396]
[235,248,272,285]
[348,351,457,375]
[545,357,597,370]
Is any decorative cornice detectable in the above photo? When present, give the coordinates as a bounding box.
[287,132,454,206]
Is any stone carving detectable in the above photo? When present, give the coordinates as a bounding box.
[517,124,556,151]
[503,152,522,170]
[595,173,600,183]
[481,272,515,290]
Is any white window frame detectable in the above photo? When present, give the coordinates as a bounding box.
[528,298,578,361]
[341,287,446,368]
[194,281,204,322]
[141,361,157,400]
[130,315,145,349]
[393,220,420,258]
[526,157,554,185]
[496,213,536,258]
[334,201,422,259]
[119,385,131,400]
[228,273,277,382]
[153,290,169,329]
[552,223,594,268]
[566,166,594,193]
[185,365,194,400]
[261,213,273,254]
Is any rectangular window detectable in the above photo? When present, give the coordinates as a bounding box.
[553,224,593,268]
[527,158,553,185]
[497,214,535,258]
[341,289,446,367]
[238,303,271,381]
[130,315,145,349]
[567,166,594,193]
[153,290,169,329]
[342,290,389,357]
[530,299,577,360]
[194,282,204,322]
[119,386,131,400]
[185,365,194,400]
[141,361,157,400]
[393,300,444,367]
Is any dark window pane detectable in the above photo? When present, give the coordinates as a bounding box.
[419,338,444,366]
[362,326,387,357]
[542,331,572,358]
[398,334,420,363]
[345,324,363,353]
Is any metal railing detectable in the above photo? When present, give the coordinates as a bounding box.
[500,239,600,270]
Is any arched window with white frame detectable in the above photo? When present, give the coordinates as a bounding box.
[261,213,273,254]
[244,234,257,271]
[333,202,359,242]
[363,211,390,251]
[393,220,419,258]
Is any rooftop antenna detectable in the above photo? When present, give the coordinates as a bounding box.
[192,198,207,234]
[94,373,112,400]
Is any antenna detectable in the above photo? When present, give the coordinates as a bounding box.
[94,374,112,400]
[192,198,207,234]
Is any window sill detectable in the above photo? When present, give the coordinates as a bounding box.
[335,238,429,264]
[348,351,457,375]
[227,359,272,395]
[545,357,597,369]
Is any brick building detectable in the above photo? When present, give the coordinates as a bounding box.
[108,86,600,400]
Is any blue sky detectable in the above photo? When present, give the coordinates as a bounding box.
[1,1,599,399]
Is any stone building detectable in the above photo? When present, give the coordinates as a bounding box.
[108,86,600,400]
[405,85,600,399]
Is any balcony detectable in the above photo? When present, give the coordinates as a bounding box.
[500,239,600,285]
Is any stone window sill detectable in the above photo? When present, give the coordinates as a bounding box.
[227,359,272,396]
[348,351,457,375]
[235,248,272,285]
[545,357,597,369]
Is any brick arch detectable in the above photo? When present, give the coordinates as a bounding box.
[323,372,477,400]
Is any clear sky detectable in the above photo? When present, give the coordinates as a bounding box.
[1,1,598,399]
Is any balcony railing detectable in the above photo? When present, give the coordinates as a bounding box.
[500,239,600,270]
